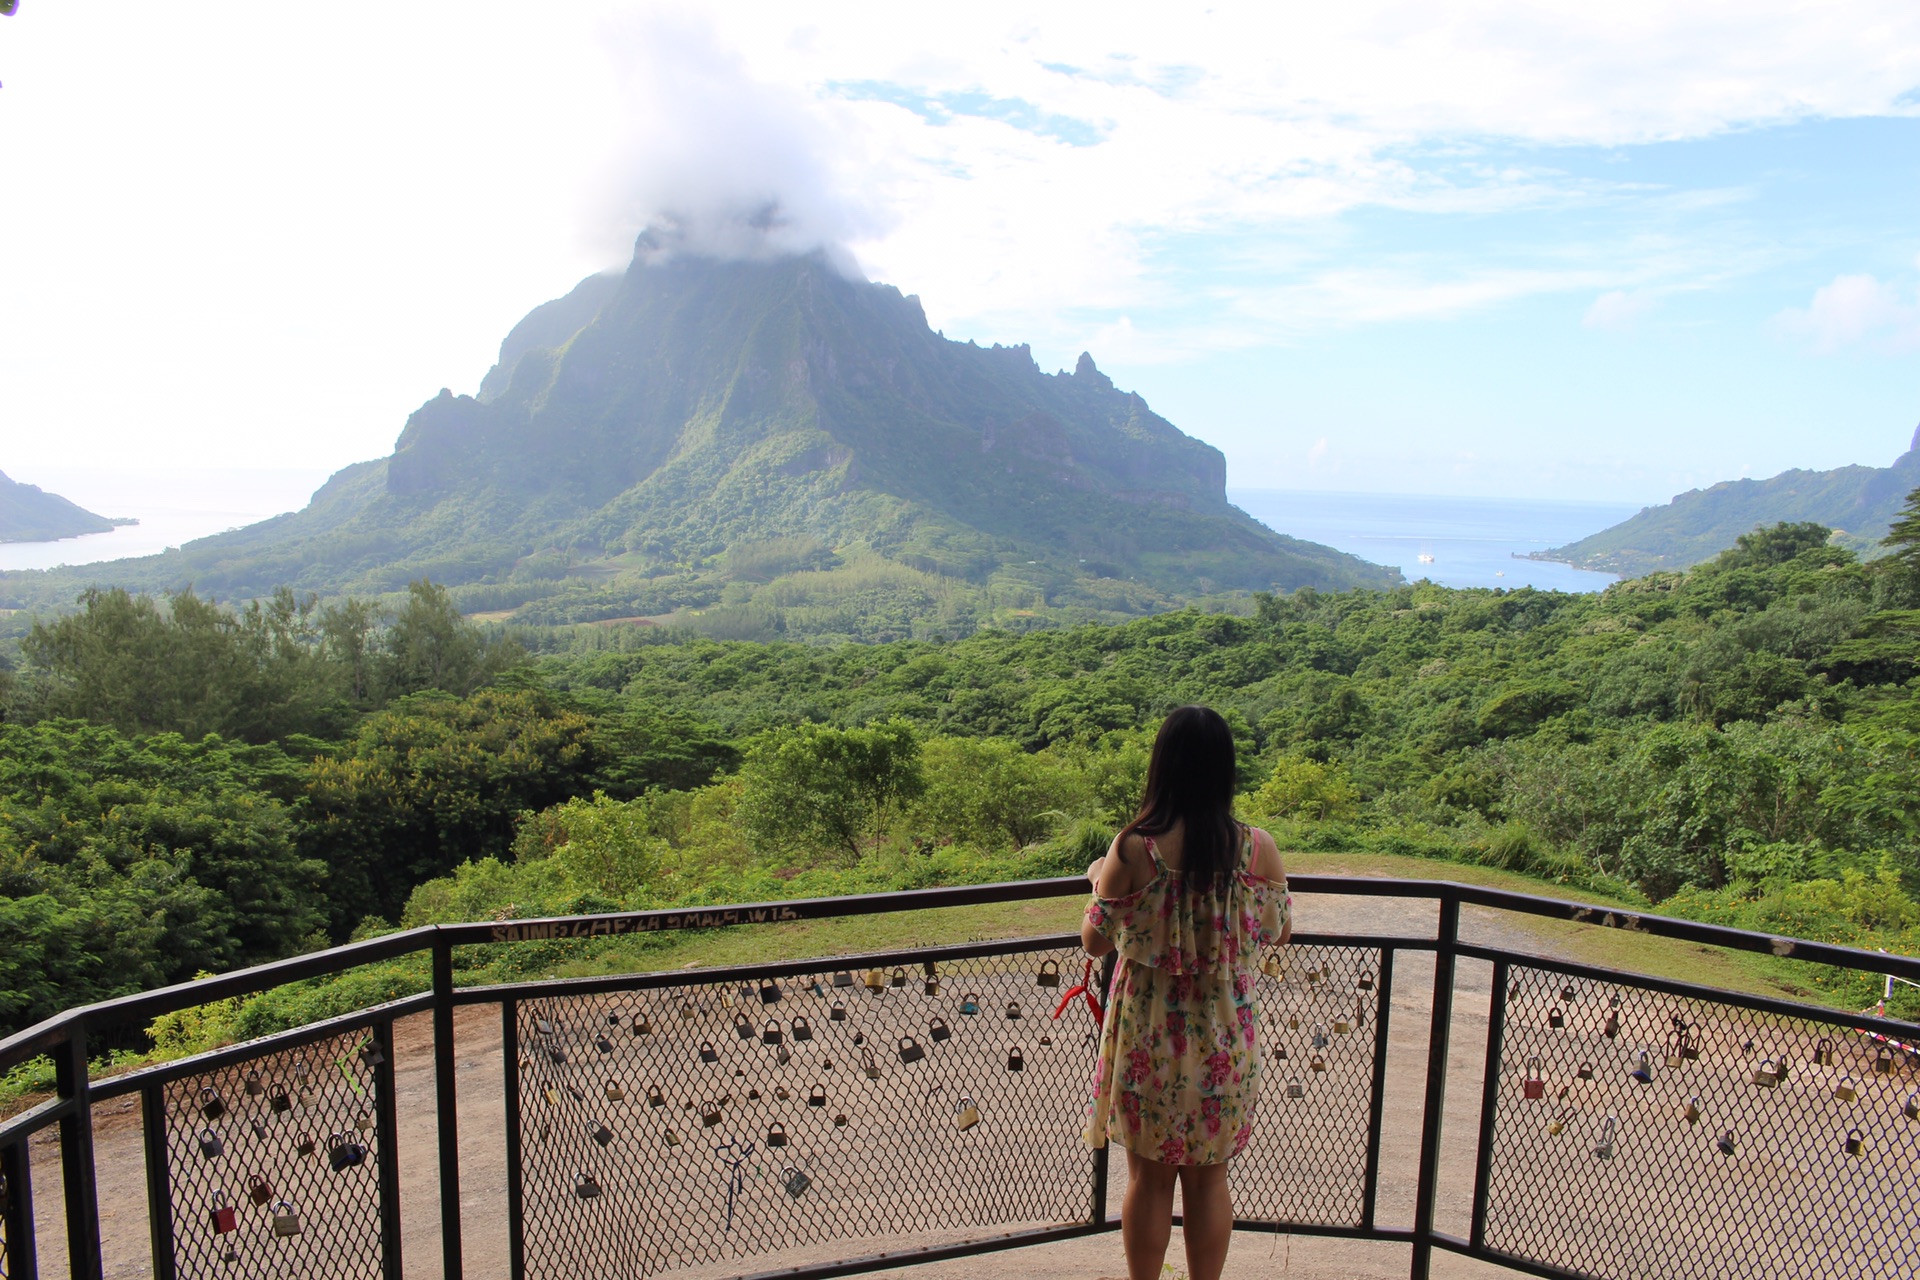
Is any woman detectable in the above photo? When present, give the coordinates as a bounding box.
[1081,705,1292,1280]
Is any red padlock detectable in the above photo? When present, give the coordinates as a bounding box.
[210,1193,237,1234]
[1522,1056,1546,1101]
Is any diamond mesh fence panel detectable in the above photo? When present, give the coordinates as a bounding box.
[1231,942,1383,1228]
[156,1025,390,1279]
[1485,964,1920,1280]
[0,1148,12,1280]
[509,943,1100,1279]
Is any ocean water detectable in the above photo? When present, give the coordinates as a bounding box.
[1,467,1641,594]
[1230,488,1642,593]
[0,466,336,571]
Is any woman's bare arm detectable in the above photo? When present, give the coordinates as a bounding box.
[1081,833,1150,956]
[1249,826,1293,947]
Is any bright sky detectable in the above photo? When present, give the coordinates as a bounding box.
[2,1,1917,503]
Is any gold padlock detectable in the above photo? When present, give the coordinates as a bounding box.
[864,969,886,991]
[955,1096,981,1131]
[1310,1053,1327,1073]
[271,1201,302,1238]
[1834,1078,1858,1102]
[605,1080,626,1103]
[1684,1096,1701,1124]
[1262,952,1283,978]
[1287,1013,1300,1031]
[1332,1017,1351,1036]
[1547,1108,1569,1136]
[663,1128,681,1147]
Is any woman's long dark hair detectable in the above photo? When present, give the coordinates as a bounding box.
[1122,705,1239,892]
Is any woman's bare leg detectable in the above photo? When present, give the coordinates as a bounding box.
[1176,1161,1233,1280]
[1122,1149,1179,1280]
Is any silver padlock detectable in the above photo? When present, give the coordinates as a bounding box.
[783,1165,811,1197]
[271,1200,302,1238]
[1286,1079,1305,1100]
[1594,1114,1617,1160]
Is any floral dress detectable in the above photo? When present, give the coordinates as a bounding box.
[1083,828,1290,1165]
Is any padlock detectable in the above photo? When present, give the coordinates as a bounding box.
[960,991,981,1016]
[805,1083,826,1108]
[1509,979,1522,1001]
[898,1036,925,1065]
[248,1174,273,1206]
[775,1042,792,1066]
[1772,1059,1790,1083]
[1603,1011,1620,1040]
[1875,1048,1894,1075]
[1681,1027,1701,1061]
[1286,1079,1305,1100]
[680,1002,696,1023]
[1684,1096,1702,1125]
[701,1101,722,1127]
[862,1047,881,1080]
[200,1087,226,1120]
[1008,1047,1025,1072]
[199,1128,224,1159]
[889,967,907,989]
[1275,1045,1289,1063]
[633,1010,654,1037]
[1814,1037,1833,1066]
[1310,1053,1327,1073]
[1333,1017,1351,1036]
[1307,966,1324,985]
[244,1070,264,1098]
[548,1046,568,1066]
[1287,1013,1300,1031]
[1844,1128,1864,1157]
[1311,1023,1329,1050]
[761,979,783,1004]
[1522,1056,1546,1101]
[762,1019,783,1046]
[833,969,854,988]
[329,1134,366,1172]
[1040,1032,1053,1047]
[663,1127,682,1147]
[590,1119,614,1147]
[1834,1078,1857,1102]
[604,1078,626,1102]
[593,1033,612,1055]
[916,1017,949,1049]
[865,969,886,991]
[210,1194,238,1234]
[830,999,847,1022]
[271,1199,302,1237]
[361,1037,386,1068]
[1548,1009,1565,1030]
[733,1012,754,1041]
[606,1006,624,1027]
[1560,983,1576,1002]
[544,1087,562,1107]
[1262,952,1284,978]
[955,1096,981,1130]
[1629,1049,1653,1085]
[645,1084,666,1108]
[1576,1061,1594,1081]
[356,1110,375,1135]
[784,1165,812,1197]
[1716,1131,1735,1157]
[1593,1114,1616,1160]
[925,975,941,997]
[834,1112,849,1128]
[1358,968,1375,991]
[1666,1035,1684,1070]
[250,1119,268,1140]
[1547,1109,1569,1137]
[699,1041,719,1064]
[1037,959,1061,988]
[295,1134,317,1157]
[1753,1060,1779,1088]
[575,1171,602,1200]
[775,1085,792,1101]
[720,986,737,1010]
[293,1056,311,1083]
[535,1017,557,1036]
[767,1121,789,1148]
[791,1016,813,1043]
[1906,1094,1920,1122]
[568,1084,586,1102]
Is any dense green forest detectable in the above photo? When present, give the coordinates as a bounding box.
[6,514,1920,1045]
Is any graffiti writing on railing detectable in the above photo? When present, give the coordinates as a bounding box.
[490,906,804,942]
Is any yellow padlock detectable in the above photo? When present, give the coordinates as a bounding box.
[955,1096,981,1131]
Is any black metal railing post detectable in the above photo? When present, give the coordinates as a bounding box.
[1409,894,1460,1279]
[1360,946,1396,1230]
[2,1136,37,1280]
[1469,957,1510,1249]
[139,1082,177,1280]
[1090,950,1117,1226]
[371,1017,404,1280]
[432,935,464,1279]
[500,998,525,1280]
[55,1028,102,1280]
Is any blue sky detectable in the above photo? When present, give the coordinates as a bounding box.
[1,2,1916,505]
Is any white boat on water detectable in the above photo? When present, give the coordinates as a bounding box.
[1417,553,1435,564]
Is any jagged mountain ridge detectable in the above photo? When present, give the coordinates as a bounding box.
[1541,427,1920,577]
[0,248,1395,625]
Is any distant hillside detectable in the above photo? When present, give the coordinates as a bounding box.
[1539,428,1920,577]
[0,245,1395,636]
[0,471,119,543]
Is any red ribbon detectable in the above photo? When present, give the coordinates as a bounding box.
[1053,958,1105,1028]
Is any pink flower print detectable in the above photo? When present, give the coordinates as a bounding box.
[1124,1047,1153,1087]
[1165,1011,1188,1059]
[1169,973,1194,1004]
[1233,970,1254,1000]
[1211,912,1228,934]
[1232,1122,1254,1155]
[1202,1050,1232,1090]
[1201,1096,1223,1136]
[1120,1090,1144,1132]
[1159,1135,1187,1164]
[1238,1005,1257,1046]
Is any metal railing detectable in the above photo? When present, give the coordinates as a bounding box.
[2,875,1916,1280]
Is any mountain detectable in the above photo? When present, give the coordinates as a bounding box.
[0,247,1396,635]
[1539,428,1920,578]
[0,471,121,543]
